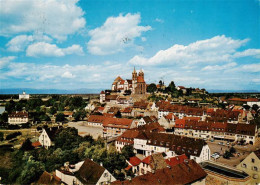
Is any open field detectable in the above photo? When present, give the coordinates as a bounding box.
[68,121,103,139]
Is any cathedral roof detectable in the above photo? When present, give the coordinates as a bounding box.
[137,76,145,83]
[114,76,123,82]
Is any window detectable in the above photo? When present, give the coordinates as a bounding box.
[104,173,108,177]
[242,163,247,168]
[252,158,255,163]
[253,166,258,171]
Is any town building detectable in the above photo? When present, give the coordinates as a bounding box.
[111,68,146,95]
[56,159,116,185]
[103,117,136,138]
[237,149,260,184]
[8,111,28,125]
[39,127,60,148]
[134,132,210,163]
[113,160,207,185]
[19,91,30,100]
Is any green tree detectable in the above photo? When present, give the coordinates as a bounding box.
[167,81,176,93]
[0,132,3,141]
[147,83,157,93]
[49,106,57,115]
[121,145,135,160]
[18,159,45,184]
[20,138,34,151]
[0,112,8,122]
[56,113,65,122]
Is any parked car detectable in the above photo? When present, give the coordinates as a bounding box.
[226,142,230,145]
[211,153,220,159]
[218,142,224,145]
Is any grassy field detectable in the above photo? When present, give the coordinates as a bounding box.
[0,128,40,148]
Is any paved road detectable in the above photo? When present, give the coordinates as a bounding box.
[207,141,250,167]
[67,121,103,139]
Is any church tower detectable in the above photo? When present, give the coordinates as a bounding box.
[138,68,144,79]
[132,67,137,94]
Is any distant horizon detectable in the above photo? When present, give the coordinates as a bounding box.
[1,0,259,91]
[0,87,259,95]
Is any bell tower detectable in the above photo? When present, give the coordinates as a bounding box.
[132,67,137,94]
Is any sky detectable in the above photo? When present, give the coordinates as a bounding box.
[0,0,260,91]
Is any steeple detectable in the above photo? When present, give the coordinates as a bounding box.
[132,67,137,81]
[138,68,144,78]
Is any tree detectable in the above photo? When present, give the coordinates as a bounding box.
[223,150,233,159]
[147,83,157,93]
[73,110,86,121]
[20,139,34,151]
[167,81,176,93]
[56,113,65,122]
[54,127,81,150]
[229,146,236,154]
[121,145,135,160]
[0,112,8,122]
[18,159,45,184]
[0,132,3,141]
[49,106,57,115]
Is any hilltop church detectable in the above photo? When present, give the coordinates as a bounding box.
[111,68,146,94]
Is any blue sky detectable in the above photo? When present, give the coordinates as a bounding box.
[0,0,259,91]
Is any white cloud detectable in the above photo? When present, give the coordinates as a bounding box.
[202,62,237,71]
[0,0,86,40]
[87,13,151,55]
[252,79,260,83]
[233,49,260,58]
[26,42,84,57]
[155,18,164,23]
[240,64,260,72]
[6,34,52,52]
[0,56,16,69]
[128,35,249,66]
[62,71,75,78]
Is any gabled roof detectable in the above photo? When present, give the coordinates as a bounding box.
[103,117,133,129]
[112,160,207,185]
[165,154,188,167]
[137,132,207,157]
[88,115,107,123]
[236,123,256,136]
[36,171,61,184]
[76,159,106,184]
[141,153,168,170]
[128,156,141,166]
[32,141,42,148]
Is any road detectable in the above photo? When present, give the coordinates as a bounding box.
[67,121,103,139]
[207,140,250,167]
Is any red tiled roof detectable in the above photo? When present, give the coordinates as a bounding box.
[88,115,107,123]
[32,141,42,147]
[103,117,133,129]
[100,91,105,94]
[112,160,207,185]
[175,119,185,128]
[128,156,141,166]
[165,154,188,167]
[125,165,132,171]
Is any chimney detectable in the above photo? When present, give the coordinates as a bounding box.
[91,158,93,161]
[100,162,103,166]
